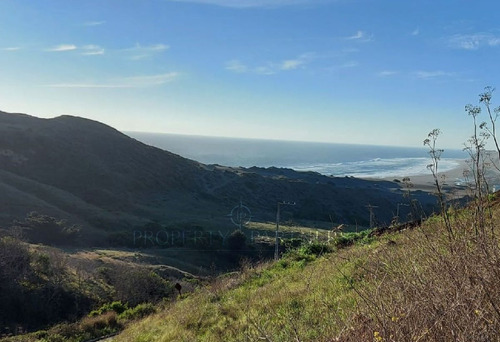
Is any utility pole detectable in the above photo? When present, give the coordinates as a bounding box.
[275,201,296,260]
[365,204,378,229]
[238,198,243,230]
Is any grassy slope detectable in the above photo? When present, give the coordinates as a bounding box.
[114,203,500,342]
[110,241,378,342]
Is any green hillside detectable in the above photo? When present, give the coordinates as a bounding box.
[107,201,500,342]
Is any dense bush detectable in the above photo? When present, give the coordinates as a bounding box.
[101,266,173,306]
[227,229,246,250]
[89,301,128,317]
[12,212,80,246]
[0,237,92,332]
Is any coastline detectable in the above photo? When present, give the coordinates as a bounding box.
[361,159,470,196]
[400,159,469,191]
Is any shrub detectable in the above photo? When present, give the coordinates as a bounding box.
[299,241,332,256]
[13,212,80,246]
[119,303,156,320]
[227,230,246,250]
[89,301,128,317]
[80,311,121,337]
[284,241,332,262]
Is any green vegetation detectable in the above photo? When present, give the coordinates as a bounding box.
[96,203,499,342]
[11,212,81,246]
[0,236,177,340]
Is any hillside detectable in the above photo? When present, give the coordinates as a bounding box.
[96,200,500,342]
[0,110,438,244]
[5,196,498,341]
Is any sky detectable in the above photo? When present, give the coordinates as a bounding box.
[0,0,499,148]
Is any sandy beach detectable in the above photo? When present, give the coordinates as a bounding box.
[404,159,469,190]
[370,159,472,198]
[383,158,500,199]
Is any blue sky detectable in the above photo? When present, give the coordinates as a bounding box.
[0,0,499,148]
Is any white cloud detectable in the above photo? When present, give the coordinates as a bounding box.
[345,30,373,42]
[227,53,316,75]
[83,21,106,26]
[281,52,316,69]
[123,73,179,87]
[377,70,398,77]
[280,59,304,70]
[46,44,77,52]
[125,43,170,60]
[448,33,500,50]
[415,70,454,80]
[340,61,358,68]
[45,44,105,55]
[150,44,169,51]
[225,60,248,73]
[487,37,500,46]
[46,72,179,88]
[2,47,21,51]
[254,65,276,75]
[130,54,149,61]
[346,31,364,40]
[81,45,105,55]
[168,0,331,8]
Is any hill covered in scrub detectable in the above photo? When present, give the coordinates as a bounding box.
[0,110,438,245]
[7,196,499,342]
[89,199,500,342]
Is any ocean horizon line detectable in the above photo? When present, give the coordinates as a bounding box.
[125,130,466,152]
[127,131,467,179]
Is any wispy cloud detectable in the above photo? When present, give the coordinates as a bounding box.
[412,28,420,36]
[225,60,248,73]
[255,65,276,75]
[46,72,179,89]
[339,61,358,68]
[2,47,21,51]
[83,21,106,26]
[280,59,303,70]
[45,44,105,55]
[345,30,373,42]
[169,0,331,8]
[81,45,105,55]
[226,61,276,75]
[325,60,359,72]
[279,53,315,70]
[123,73,179,87]
[414,70,454,80]
[226,53,316,75]
[46,44,77,52]
[448,33,500,50]
[377,70,398,77]
[125,43,170,60]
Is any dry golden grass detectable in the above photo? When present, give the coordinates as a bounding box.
[339,210,500,342]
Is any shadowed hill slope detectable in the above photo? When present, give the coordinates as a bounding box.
[0,111,437,239]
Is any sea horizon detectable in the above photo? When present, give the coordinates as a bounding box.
[127,131,467,179]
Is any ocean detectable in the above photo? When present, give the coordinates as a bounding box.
[127,132,466,179]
